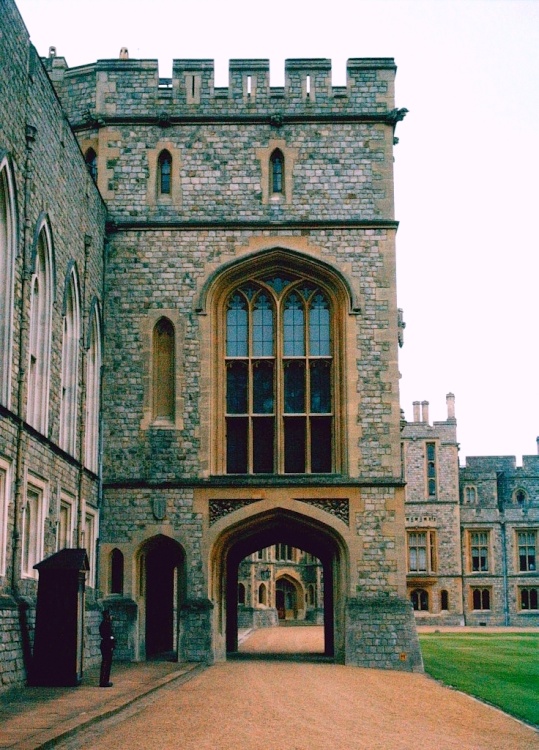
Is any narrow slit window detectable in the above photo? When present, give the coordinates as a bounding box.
[270,149,284,195]
[158,150,172,195]
[152,317,175,421]
[84,148,98,181]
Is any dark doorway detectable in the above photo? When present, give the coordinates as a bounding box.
[276,578,297,619]
[144,536,184,659]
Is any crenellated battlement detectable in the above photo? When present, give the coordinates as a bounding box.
[43,55,398,125]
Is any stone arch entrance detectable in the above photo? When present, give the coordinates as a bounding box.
[210,507,348,661]
[138,535,186,658]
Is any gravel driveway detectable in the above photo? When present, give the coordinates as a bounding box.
[63,626,539,750]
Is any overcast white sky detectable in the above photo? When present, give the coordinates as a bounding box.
[15,0,539,464]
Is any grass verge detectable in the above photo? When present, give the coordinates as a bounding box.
[419,632,539,727]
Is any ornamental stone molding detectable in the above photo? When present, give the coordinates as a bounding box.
[297,498,349,525]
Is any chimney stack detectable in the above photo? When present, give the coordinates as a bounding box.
[413,401,420,423]
[119,47,129,59]
[446,392,456,421]
[421,400,429,424]
[536,437,539,455]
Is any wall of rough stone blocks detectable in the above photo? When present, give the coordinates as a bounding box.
[0,0,106,691]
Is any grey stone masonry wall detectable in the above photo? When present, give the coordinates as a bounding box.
[345,596,423,670]
[401,397,464,625]
[102,227,398,484]
[46,57,397,121]
[0,0,106,691]
[460,453,539,626]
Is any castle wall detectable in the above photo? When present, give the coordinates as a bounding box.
[0,0,106,690]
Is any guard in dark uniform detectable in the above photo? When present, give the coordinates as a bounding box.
[99,609,115,687]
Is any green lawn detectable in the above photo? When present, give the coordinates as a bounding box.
[419,633,539,727]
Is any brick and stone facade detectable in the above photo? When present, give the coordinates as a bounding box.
[43,43,420,670]
[402,395,539,627]
[1,0,422,691]
[0,0,106,690]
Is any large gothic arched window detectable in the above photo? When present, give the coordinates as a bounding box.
[0,154,17,407]
[224,271,334,475]
[27,220,54,434]
[85,302,102,473]
[59,265,81,454]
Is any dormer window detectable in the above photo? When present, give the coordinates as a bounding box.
[270,149,284,195]
[158,150,172,195]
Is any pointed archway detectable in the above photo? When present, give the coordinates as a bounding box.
[211,508,348,661]
[140,535,186,659]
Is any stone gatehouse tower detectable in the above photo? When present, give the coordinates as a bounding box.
[44,52,419,669]
[1,0,420,682]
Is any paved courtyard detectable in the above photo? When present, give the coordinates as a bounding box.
[54,626,538,750]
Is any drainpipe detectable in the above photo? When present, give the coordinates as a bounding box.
[10,124,37,596]
[500,521,510,626]
[10,48,38,677]
[459,527,467,625]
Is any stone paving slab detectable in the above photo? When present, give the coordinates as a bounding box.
[0,661,204,750]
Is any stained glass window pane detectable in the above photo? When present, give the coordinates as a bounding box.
[226,418,248,473]
[283,294,304,356]
[271,150,283,193]
[226,362,248,414]
[284,417,306,473]
[253,418,274,473]
[252,293,274,356]
[227,294,248,357]
[253,361,274,414]
[284,361,305,413]
[311,417,331,472]
[309,293,330,356]
[310,361,331,413]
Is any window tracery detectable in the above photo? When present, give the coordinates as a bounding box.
[224,271,334,475]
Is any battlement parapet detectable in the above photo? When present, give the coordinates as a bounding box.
[43,56,397,125]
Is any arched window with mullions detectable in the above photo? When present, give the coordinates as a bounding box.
[85,302,102,473]
[225,273,334,475]
[59,265,81,455]
[158,150,172,195]
[270,149,284,195]
[0,154,17,408]
[27,220,54,434]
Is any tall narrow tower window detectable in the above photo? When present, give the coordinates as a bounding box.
[0,156,16,407]
[158,150,172,195]
[152,317,175,422]
[59,266,81,455]
[27,222,53,435]
[85,304,102,473]
[270,149,284,195]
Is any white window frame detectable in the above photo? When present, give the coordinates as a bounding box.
[83,505,99,588]
[0,457,11,577]
[22,474,48,579]
[57,492,75,551]
[407,529,437,574]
